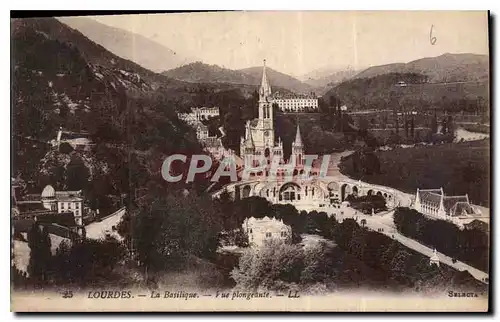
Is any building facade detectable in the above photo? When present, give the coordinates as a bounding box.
[272,92,318,112]
[178,107,220,125]
[178,107,234,160]
[413,188,483,225]
[240,61,304,169]
[41,185,84,226]
[242,216,292,247]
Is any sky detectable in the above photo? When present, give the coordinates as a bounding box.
[91,11,489,77]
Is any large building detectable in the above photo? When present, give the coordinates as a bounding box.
[178,107,220,125]
[41,185,84,226]
[272,92,318,112]
[240,60,304,169]
[413,188,485,226]
[178,107,234,160]
[242,216,292,247]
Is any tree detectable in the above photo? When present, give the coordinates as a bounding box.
[447,115,455,136]
[65,155,90,190]
[301,241,336,284]
[126,193,223,274]
[333,218,359,249]
[231,240,304,291]
[430,111,438,134]
[51,236,126,285]
[58,142,74,154]
[234,229,249,248]
[27,223,52,283]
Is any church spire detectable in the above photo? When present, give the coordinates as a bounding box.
[294,123,303,146]
[259,59,271,101]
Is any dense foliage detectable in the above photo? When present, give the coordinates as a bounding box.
[393,207,489,272]
[16,224,128,288]
[27,223,52,283]
[117,192,223,272]
[325,72,489,116]
[345,194,387,214]
[339,139,490,206]
[231,240,336,292]
[231,214,486,294]
[215,195,333,239]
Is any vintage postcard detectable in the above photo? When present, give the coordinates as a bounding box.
[11,11,490,312]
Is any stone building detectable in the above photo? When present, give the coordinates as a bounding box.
[413,187,483,225]
[41,185,84,226]
[239,60,304,170]
[178,107,220,125]
[242,216,292,247]
[272,91,318,112]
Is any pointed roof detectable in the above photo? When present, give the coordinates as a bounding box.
[294,123,303,146]
[260,59,272,98]
[244,125,254,150]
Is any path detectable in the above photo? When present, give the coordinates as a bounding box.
[85,207,126,241]
[339,210,489,284]
[320,149,489,284]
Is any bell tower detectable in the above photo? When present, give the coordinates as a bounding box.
[257,59,275,151]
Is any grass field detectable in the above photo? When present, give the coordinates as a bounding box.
[339,139,490,207]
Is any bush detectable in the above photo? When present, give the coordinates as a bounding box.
[231,240,336,292]
[58,142,74,154]
[393,207,489,272]
[234,229,249,248]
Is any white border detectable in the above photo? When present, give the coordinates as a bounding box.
[3,3,498,321]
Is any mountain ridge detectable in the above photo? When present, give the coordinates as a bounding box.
[163,61,315,94]
[57,17,194,73]
[353,53,489,83]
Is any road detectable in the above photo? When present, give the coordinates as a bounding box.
[320,150,489,284]
[85,207,126,241]
[337,209,489,284]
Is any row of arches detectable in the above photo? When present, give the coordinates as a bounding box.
[339,183,393,203]
[229,181,395,207]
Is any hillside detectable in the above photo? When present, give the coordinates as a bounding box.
[239,66,315,94]
[163,62,315,94]
[303,68,358,96]
[324,72,489,112]
[58,17,194,73]
[303,69,357,87]
[11,17,205,194]
[163,61,302,95]
[163,61,257,85]
[353,53,489,83]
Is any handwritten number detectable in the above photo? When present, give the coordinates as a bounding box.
[430,25,437,45]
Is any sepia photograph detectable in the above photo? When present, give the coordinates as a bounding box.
[10,11,490,312]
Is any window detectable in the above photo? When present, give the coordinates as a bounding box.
[265,232,272,238]
[280,231,287,238]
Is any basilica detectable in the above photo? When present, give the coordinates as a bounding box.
[239,60,304,169]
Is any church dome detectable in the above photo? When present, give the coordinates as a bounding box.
[41,185,56,198]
